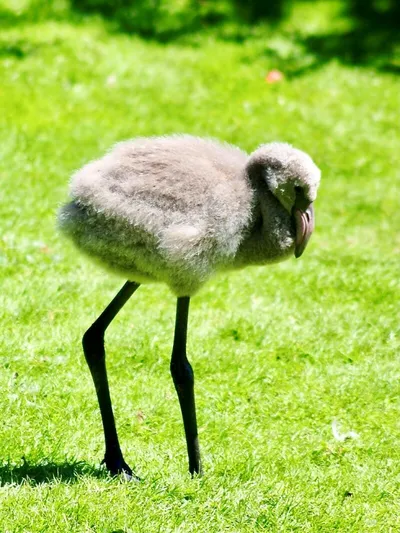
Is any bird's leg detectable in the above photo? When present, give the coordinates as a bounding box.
[170,297,202,476]
[82,280,140,479]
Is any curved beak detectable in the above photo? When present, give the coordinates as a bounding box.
[293,202,315,258]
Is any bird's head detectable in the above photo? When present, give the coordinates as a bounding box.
[247,142,321,258]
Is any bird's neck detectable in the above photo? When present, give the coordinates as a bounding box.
[233,185,294,268]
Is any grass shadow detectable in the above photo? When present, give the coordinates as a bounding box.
[0,6,26,28]
[0,458,106,486]
[299,23,400,75]
[254,17,400,79]
[0,41,37,59]
[1,1,398,74]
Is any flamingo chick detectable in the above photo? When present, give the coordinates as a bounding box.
[58,135,321,478]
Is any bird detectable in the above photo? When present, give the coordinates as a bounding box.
[58,134,321,479]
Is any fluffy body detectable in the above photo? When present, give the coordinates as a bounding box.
[59,135,320,296]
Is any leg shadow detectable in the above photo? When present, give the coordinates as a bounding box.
[0,458,106,486]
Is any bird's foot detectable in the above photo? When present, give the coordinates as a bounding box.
[101,454,140,482]
[189,465,203,478]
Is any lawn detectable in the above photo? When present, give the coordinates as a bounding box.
[0,1,400,531]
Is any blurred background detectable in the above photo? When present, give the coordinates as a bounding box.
[1,0,400,70]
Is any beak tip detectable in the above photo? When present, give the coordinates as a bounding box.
[293,203,315,259]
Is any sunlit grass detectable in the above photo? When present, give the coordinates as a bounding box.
[0,2,399,531]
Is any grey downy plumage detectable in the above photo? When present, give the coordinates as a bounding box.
[59,135,320,296]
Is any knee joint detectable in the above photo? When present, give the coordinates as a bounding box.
[170,358,194,386]
[82,326,105,362]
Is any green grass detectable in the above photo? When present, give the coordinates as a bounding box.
[1,1,400,531]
